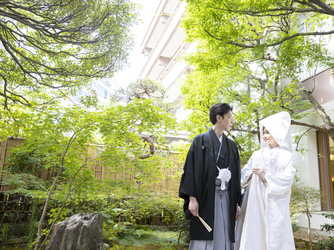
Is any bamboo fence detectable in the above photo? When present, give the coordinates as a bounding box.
[85,146,183,197]
[0,139,184,223]
[0,138,25,193]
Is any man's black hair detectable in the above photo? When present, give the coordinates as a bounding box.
[209,103,233,125]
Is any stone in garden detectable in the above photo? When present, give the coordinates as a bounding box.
[8,238,25,244]
[46,213,103,250]
[295,241,307,248]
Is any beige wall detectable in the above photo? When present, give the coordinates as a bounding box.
[281,68,334,105]
[302,69,334,105]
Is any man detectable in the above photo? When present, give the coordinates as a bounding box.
[179,103,241,250]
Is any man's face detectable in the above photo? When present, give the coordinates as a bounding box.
[217,110,233,131]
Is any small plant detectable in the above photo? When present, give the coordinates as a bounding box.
[290,184,322,250]
[317,238,334,250]
[321,213,334,232]
[133,229,150,239]
[0,223,13,241]
[318,213,334,250]
[22,203,40,248]
[291,223,299,232]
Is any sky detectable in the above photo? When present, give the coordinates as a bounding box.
[110,0,160,89]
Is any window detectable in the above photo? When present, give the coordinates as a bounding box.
[317,131,334,210]
[104,90,108,99]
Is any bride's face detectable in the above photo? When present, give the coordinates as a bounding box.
[263,127,278,147]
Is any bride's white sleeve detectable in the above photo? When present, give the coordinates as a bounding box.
[266,153,295,196]
[241,155,253,187]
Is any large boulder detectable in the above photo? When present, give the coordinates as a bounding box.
[46,213,103,250]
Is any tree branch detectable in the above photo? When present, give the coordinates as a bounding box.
[291,120,326,131]
[204,29,334,48]
[208,4,327,16]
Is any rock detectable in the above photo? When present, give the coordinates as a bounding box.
[110,239,119,246]
[103,243,110,249]
[295,241,307,248]
[46,213,103,250]
[7,238,25,244]
[294,230,331,244]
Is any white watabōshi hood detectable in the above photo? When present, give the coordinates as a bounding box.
[259,111,293,152]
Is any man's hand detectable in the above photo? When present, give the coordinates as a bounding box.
[252,168,266,182]
[235,204,240,221]
[189,196,199,217]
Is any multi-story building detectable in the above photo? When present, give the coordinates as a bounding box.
[138,0,192,122]
[138,0,192,142]
[75,78,115,105]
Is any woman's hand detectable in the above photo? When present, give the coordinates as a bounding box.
[252,168,266,182]
[189,196,199,217]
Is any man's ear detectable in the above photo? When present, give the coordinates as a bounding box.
[216,114,221,121]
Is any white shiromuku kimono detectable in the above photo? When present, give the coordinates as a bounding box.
[235,111,296,250]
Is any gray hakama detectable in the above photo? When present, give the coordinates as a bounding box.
[189,179,233,250]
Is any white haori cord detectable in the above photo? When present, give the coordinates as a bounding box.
[215,137,231,190]
[216,166,231,190]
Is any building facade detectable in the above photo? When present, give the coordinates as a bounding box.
[290,68,334,232]
[75,78,115,105]
[138,0,192,122]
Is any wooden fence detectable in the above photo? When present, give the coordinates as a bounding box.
[86,146,183,197]
[0,139,184,196]
[0,138,184,223]
[0,138,25,193]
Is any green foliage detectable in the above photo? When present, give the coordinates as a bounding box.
[321,213,334,232]
[6,146,61,175]
[290,183,322,249]
[0,223,13,241]
[290,184,322,221]
[109,229,182,249]
[116,193,185,226]
[179,0,334,157]
[112,78,166,104]
[2,97,177,197]
[22,203,40,248]
[318,237,334,250]
[0,0,139,108]
[0,94,177,249]
[30,193,188,247]
[318,213,334,250]
[2,171,47,196]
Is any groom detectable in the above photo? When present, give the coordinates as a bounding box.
[179,103,241,249]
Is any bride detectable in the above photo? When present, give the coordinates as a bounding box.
[235,111,296,250]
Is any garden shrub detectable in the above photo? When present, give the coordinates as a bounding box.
[1,192,190,247]
[318,213,334,250]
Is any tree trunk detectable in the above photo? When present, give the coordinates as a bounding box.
[306,207,313,250]
[35,134,78,250]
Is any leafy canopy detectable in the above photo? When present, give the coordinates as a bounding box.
[0,0,138,109]
[180,0,334,160]
[2,98,177,198]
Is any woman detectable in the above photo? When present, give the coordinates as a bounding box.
[235,111,296,250]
